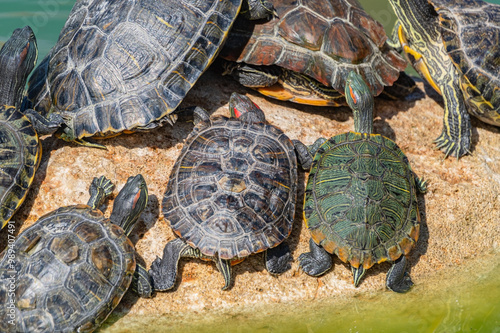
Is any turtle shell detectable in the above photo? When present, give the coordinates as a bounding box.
[26,0,242,139]
[430,0,500,125]
[163,116,297,260]
[0,205,135,333]
[303,132,420,270]
[0,105,40,229]
[220,0,407,96]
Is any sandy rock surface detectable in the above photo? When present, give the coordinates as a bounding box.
[1,67,499,330]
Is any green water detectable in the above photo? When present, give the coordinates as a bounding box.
[1,1,499,332]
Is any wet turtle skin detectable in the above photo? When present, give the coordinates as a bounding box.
[220,0,408,100]
[25,0,251,144]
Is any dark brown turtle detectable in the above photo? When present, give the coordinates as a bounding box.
[0,175,152,332]
[220,0,409,106]
[25,0,275,147]
[150,93,298,290]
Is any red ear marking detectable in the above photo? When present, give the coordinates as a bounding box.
[349,85,357,104]
[233,107,242,118]
[252,101,261,110]
[20,42,29,63]
[132,190,141,209]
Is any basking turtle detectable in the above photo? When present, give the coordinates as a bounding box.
[219,0,409,106]
[295,72,427,292]
[25,0,275,147]
[150,93,298,290]
[0,175,152,332]
[388,0,500,158]
[0,26,61,229]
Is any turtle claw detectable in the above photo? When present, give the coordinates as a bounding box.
[298,239,333,277]
[149,256,175,291]
[265,242,291,275]
[434,132,471,159]
[386,256,413,293]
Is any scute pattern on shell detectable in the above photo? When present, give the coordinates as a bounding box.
[431,0,500,125]
[27,0,241,139]
[163,116,297,260]
[0,205,135,333]
[220,0,407,96]
[0,105,40,228]
[304,132,420,270]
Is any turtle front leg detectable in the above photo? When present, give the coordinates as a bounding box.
[265,241,291,275]
[23,109,64,136]
[293,138,327,170]
[149,238,200,291]
[434,81,472,158]
[386,256,413,293]
[131,263,154,298]
[298,238,333,276]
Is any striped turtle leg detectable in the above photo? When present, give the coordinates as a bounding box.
[214,256,232,291]
[386,256,413,293]
[293,138,327,170]
[131,264,154,298]
[265,241,291,275]
[149,238,200,291]
[241,0,276,20]
[298,238,333,277]
[23,109,63,135]
[87,176,114,210]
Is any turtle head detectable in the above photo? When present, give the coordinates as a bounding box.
[0,26,37,108]
[229,92,266,124]
[110,174,148,236]
[345,71,374,134]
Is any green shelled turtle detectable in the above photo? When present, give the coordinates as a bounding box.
[295,72,427,292]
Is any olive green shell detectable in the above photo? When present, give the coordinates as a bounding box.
[303,132,420,270]
[0,205,135,333]
[0,105,40,229]
[163,116,297,260]
[220,0,407,96]
[26,0,242,139]
[431,0,500,125]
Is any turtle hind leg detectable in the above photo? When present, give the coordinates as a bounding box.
[87,176,114,209]
[131,264,154,298]
[386,256,414,293]
[215,256,232,291]
[298,238,333,276]
[149,238,199,291]
[415,177,428,194]
[265,242,291,275]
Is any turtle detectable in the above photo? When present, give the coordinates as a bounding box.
[24,0,275,148]
[294,72,427,293]
[0,175,153,332]
[149,93,298,290]
[0,26,40,230]
[0,26,62,229]
[219,0,411,107]
[387,0,500,158]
